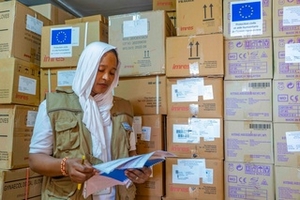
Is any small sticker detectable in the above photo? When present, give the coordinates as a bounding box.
[122,122,133,132]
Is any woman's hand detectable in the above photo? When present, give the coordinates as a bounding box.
[125,167,152,184]
[66,158,97,184]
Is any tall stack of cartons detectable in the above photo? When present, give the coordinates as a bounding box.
[0,1,54,199]
[272,1,300,199]
[222,0,275,199]
[39,14,108,101]
[162,0,224,199]
[111,9,176,200]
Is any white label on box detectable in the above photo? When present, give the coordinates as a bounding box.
[178,159,206,178]
[141,126,151,141]
[203,85,213,100]
[286,131,300,152]
[172,165,199,185]
[173,124,200,143]
[57,70,76,86]
[50,27,79,58]
[285,43,300,63]
[171,82,198,102]
[123,18,148,38]
[230,0,263,37]
[283,6,300,26]
[189,62,199,75]
[190,118,220,138]
[202,168,213,184]
[18,76,36,95]
[132,116,142,134]
[27,110,37,127]
[26,15,43,35]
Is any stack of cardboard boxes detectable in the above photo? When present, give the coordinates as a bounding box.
[163,0,224,199]
[222,0,275,199]
[0,1,50,199]
[272,1,300,199]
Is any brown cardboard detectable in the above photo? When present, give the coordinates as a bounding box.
[224,161,275,200]
[224,79,272,121]
[167,117,224,159]
[176,0,223,36]
[41,21,108,68]
[136,163,165,197]
[274,122,300,167]
[65,14,108,25]
[40,67,76,101]
[167,11,176,28]
[273,79,300,123]
[114,76,168,115]
[0,58,40,106]
[165,158,224,200]
[224,37,273,80]
[0,168,42,199]
[224,120,274,164]
[273,1,300,37]
[152,0,176,11]
[30,3,75,25]
[223,0,272,39]
[275,166,300,199]
[108,10,176,77]
[273,36,300,80]
[167,77,224,118]
[0,0,52,65]
[166,34,224,78]
[135,115,166,154]
[0,105,38,169]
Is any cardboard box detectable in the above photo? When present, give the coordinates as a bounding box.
[0,105,38,169]
[166,34,224,78]
[273,1,300,37]
[30,3,75,25]
[167,117,223,159]
[167,11,176,28]
[273,36,300,80]
[114,76,168,115]
[0,0,52,65]
[40,67,76,101]
[0,58,40,106]
[176,0,222,36]
[153,0,176,11]
[225,120,274,164]
[167,77,224,118]
[134,115,166,154]
[275,166,300,199]
[273,79,300,123]
[41,21,108,68]
[223,0,272,39]
[136,195,162,200]
[165,158,224,200]
[224,37,273,80]
[224,79,272,121]
[224,161,275,200]
[108,10,176,77]
[136,163,165,197]
[0,168,42,199]
[65,14,108,25]
[274,123,300,167]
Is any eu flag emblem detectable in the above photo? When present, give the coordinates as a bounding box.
[51,28,72,45]
[232,1,261,22]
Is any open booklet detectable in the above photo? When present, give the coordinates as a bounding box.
[83,150,176,198]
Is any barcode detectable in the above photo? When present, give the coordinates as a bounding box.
[248,82,270,88]
[249,124,271,129]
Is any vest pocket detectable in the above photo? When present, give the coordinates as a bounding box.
[55,119,80,151]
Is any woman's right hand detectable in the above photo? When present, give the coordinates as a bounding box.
[65,157,97,184]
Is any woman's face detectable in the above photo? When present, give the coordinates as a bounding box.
[90,51,118,96]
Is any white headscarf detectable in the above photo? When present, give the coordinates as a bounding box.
[72,42,120,162]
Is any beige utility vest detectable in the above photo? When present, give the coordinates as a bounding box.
[42,88,136,200]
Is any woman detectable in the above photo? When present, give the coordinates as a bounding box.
[29,41,152,200]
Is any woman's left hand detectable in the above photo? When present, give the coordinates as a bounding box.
[125,167,152,184]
